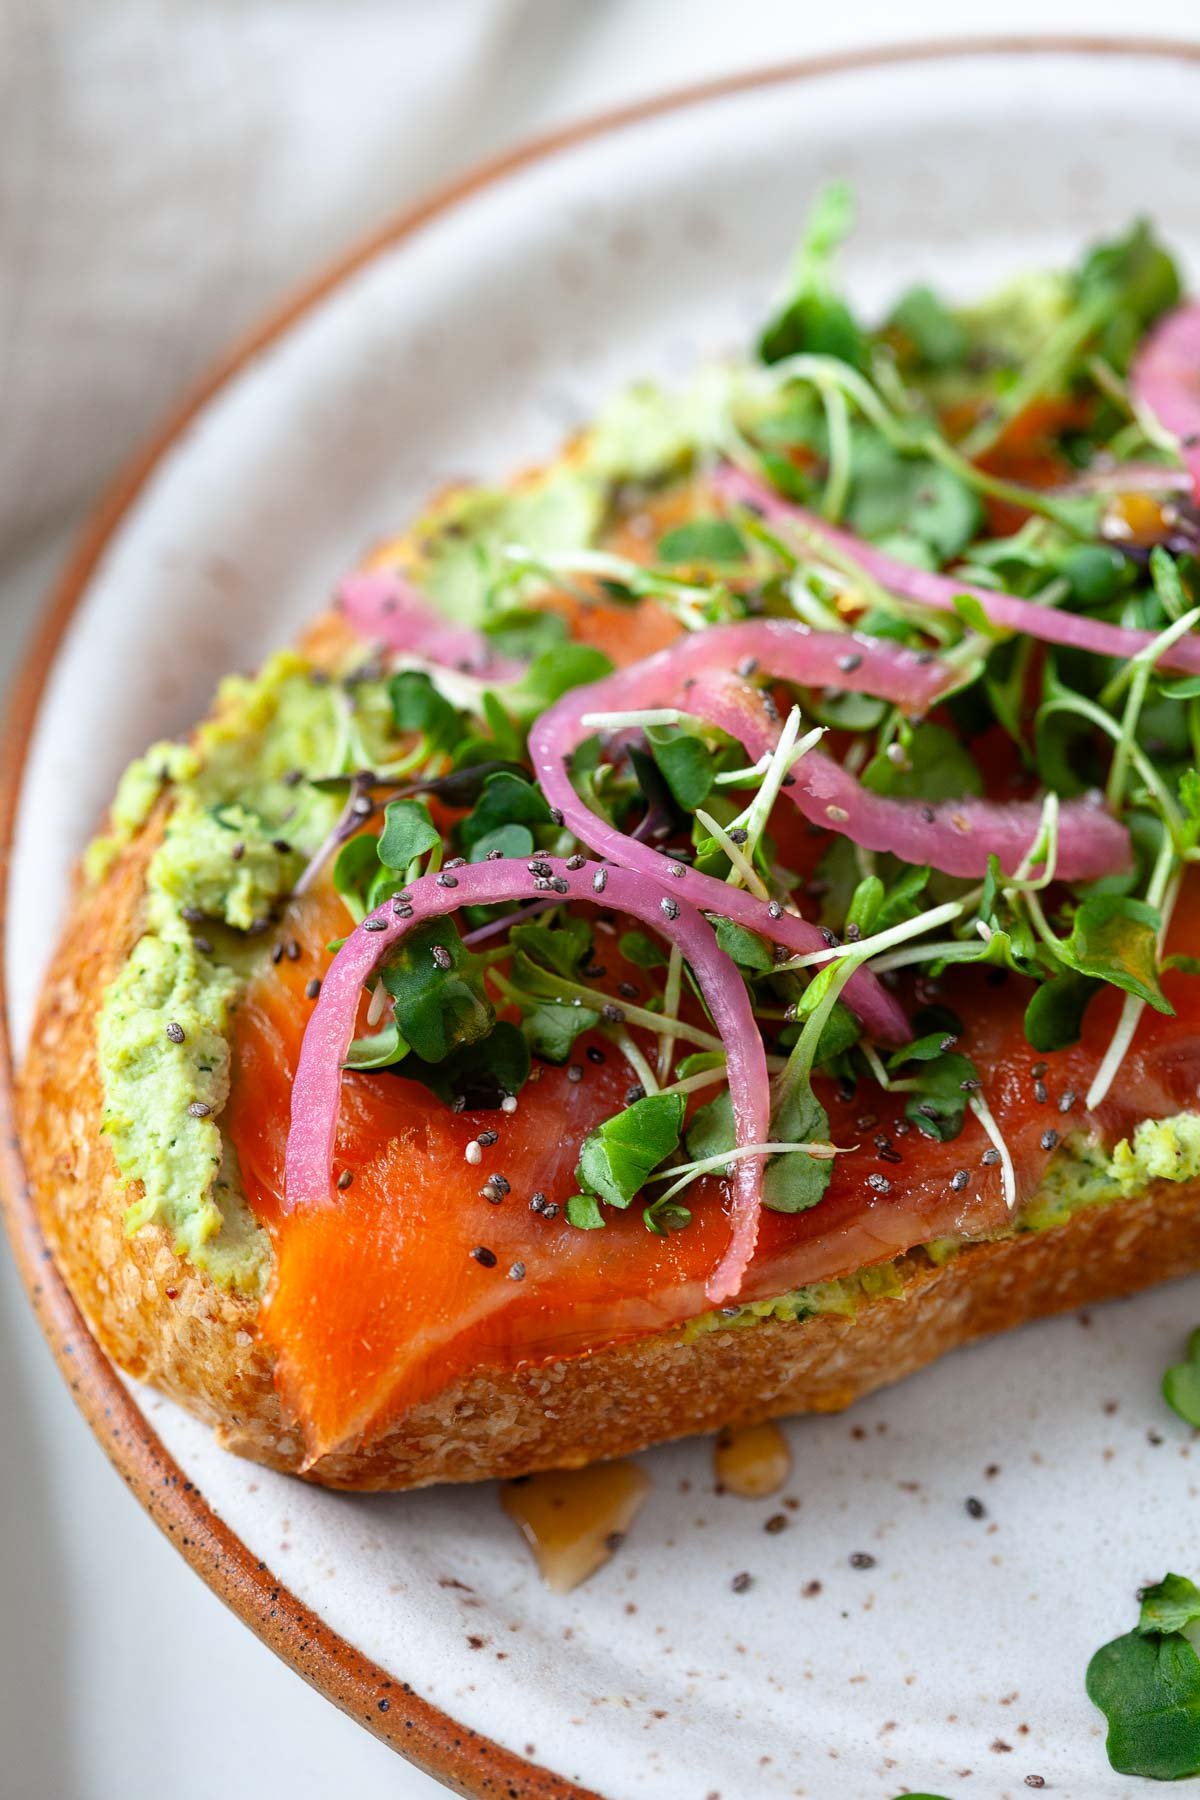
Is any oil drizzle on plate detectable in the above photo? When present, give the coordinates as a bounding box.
[500,1461,651,1593]
[714,1420,792,1498]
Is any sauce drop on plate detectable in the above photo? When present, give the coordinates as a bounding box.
[500,1461,651,1593]
[714,1420,792,1498]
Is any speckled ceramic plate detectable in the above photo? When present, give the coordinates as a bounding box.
[7,38,1200,1800]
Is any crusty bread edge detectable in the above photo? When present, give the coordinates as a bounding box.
[18,783,1200,1491]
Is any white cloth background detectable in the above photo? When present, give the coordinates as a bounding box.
[3,4,1200,1798]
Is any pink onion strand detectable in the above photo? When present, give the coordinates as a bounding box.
[716,465,1200,675]
[1131,301,1200,505]
[688,671,1129,882]
[285,857,770,1304]
[338,568,523,678]
[529,622,941,1044]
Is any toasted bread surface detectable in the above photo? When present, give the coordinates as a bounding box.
[19,798,1200,1489]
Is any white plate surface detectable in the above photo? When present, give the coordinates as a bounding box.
[11,46,1200,1800]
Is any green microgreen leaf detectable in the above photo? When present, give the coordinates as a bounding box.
[481,607,568,660]
[332,834,381,918]
[886,284,969,369]
[645,725,716,811]
[466,822,535,862]
[1056,894,1173,1014]
[566,1192,606,1230]
[377,798,440,870]
[380,919,493,1063]
[459,770,553,852]
[388,670,461,748]
[1163,1327,1200,1428]
[1023,970,1099,1053]
[574,1093,686,1216]
[763,1080,832,1213]
[657,519,746,564]
[503,643,613,720]
[862,724,983,803]
[619,931,668,970]
[509,916,592,981]
[344,1018,407,1070]
[1139,1574,1200,1637]
[712,916,773,972]
[521,1000,601,1064]
[1086,1628,1200,1780]
[394,1019,529,1109]
[889,1040,980,1143]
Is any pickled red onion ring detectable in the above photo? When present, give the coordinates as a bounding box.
[688,671,1129,882]
[286,857,770,1304]
[1131,301,1200,504]
[716,466,1200,675]
[338,569,523,678]
[529,622,940,1044]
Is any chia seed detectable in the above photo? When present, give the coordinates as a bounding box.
[1034,1079,1048,1104]
[767,901,782,920]
[951,1169,970,1193]
[469,1246,497,1268]
[363,918,388,932]
[837,652,863,674]
[736,657,759,678]
[866,1173,892,1194]
[982,1148,1001,1166]
[625,1083,645,1105]
[1041,1128,1059,1152]
[286,938,302,961]
[547,807,564,826]
[477,1131,498,1147]
[601,1003,626,1024]
[567,1065,584,1084]
[165,1022,186,1044]
[565,854,586,870]
[305,977,322,999]
[1031,1061,1048,1078]
[187,1101,212,1118]
[592,867,608,894]
[193,935,213,956]
[272,839,293,855]
[730,1571,753,1594]
[432,945,453,971]
[550,877,570,894]
[727,828,749,845]
[337,1169,354,1190]
[660,897,680,921]
[1059,1089,1077,1113]
[587,1046,606,1064]
[849,1552,876,1570]
[965,1496,987,1519]
[618,981,639,1000]
[763,1514,788,1535]
[231,841,245,862]
[508,1262,526,1282]
[436,873,458,888]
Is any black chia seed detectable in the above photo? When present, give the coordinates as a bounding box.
[165,1022,186,1044]
[618,981,639,1000]
[566,853,586,870]
[436,873,458,888]
[305,977,322,999]
[432,945,453,971]
[1041,1128,1059,1152]
[586,1045,606,1064]
[660,897,680,921]
[469,1245,497,1268]
[592,867,608,893]
[363,918,388,932]
[625,1083,645,1105]
[965,1495,986,1519]
[849,1552,876,1570]
[601,1003,626,1024]
[866,1174,891,1194]
[982,1147,1001,1166]
[730,1571,753,1593]
[508,1262,526,1282]
[567,1065,584,1084]
[951,1169,970,1193]
[187,1101,212,1118]
[337,1169,354,1190]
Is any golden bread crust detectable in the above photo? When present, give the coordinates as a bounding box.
[18,800,1200,1489]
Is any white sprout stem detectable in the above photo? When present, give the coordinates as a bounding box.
[1086,849,1181,1112]
[869,937,979,975]
[1107,659,1155,815]
[610,1026,660,1098]
[969,1093,1018,1212]
[782,898,965,971]
[731,709,824,861]
[365,979,390,1028]
[712,753,773,788]
[502,543,712,607]
[657,945,684,1085]
[661,1055,789,1099]
[580,707,686,731]
[1102,604,1200,706]
[693,806,771,900]
[648,1139,844,1209]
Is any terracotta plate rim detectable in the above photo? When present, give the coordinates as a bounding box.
[3,34,1200,1800]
